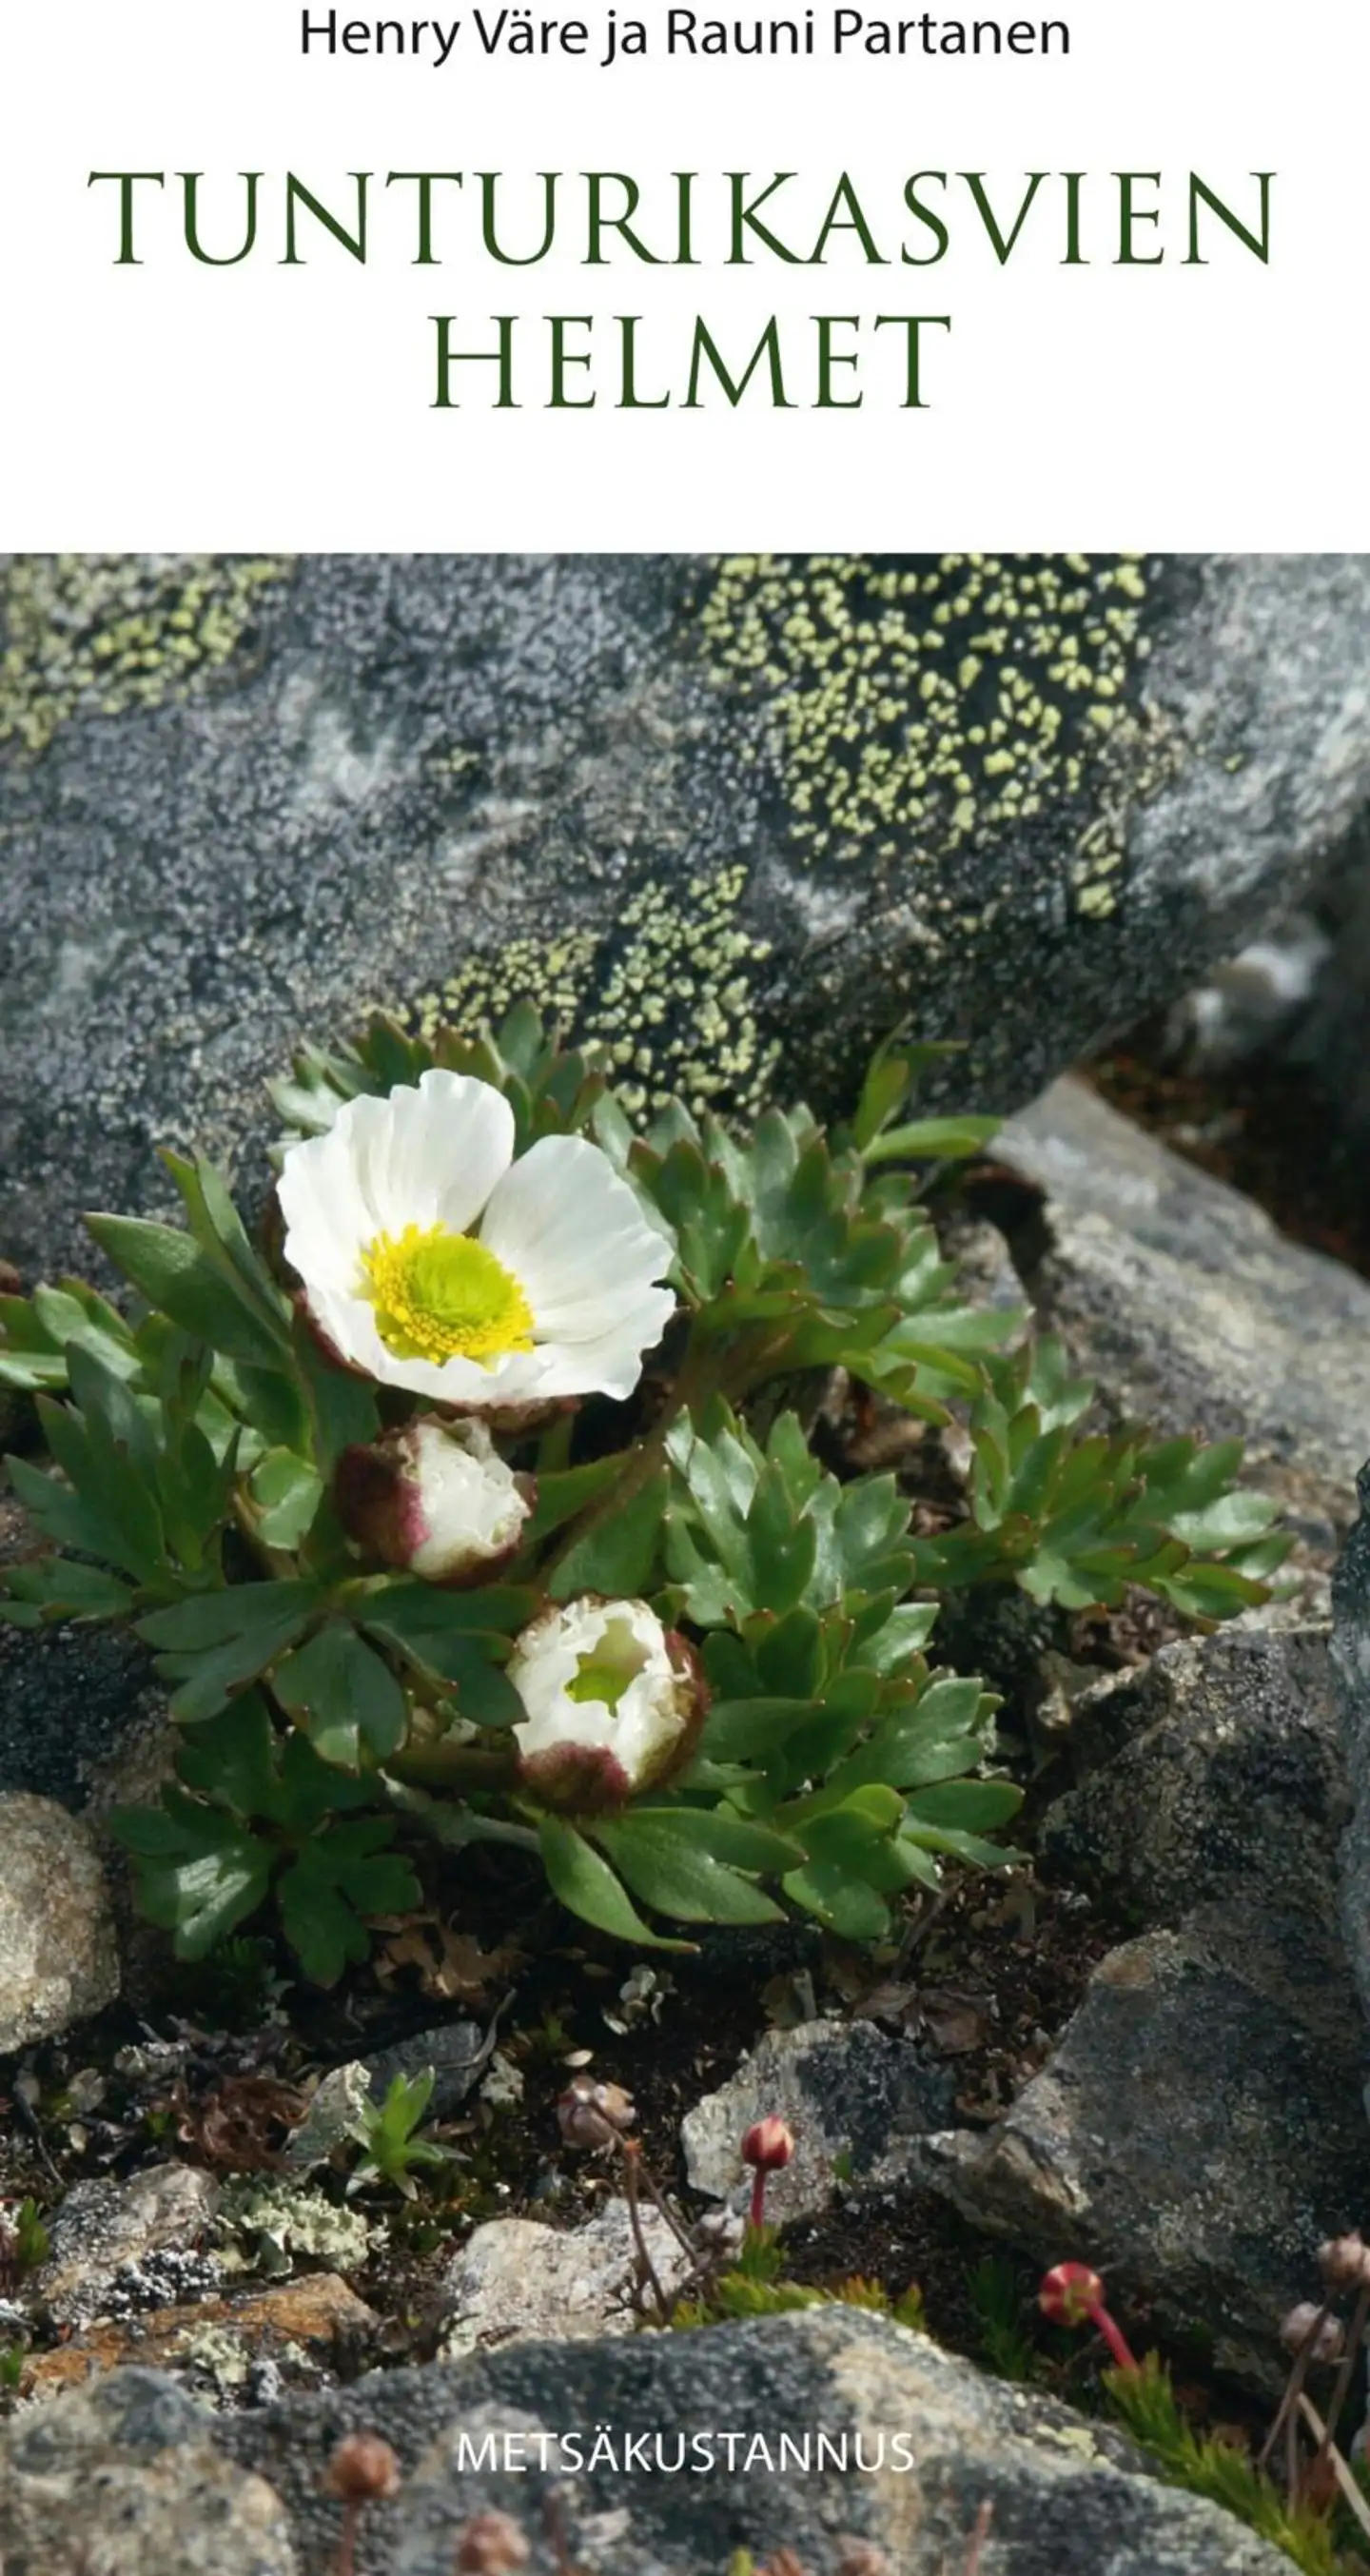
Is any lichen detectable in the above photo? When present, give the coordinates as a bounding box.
[420,557,1178,1122]
[697,552,1176,916]
[0,554,294,757]
[420,863,782,1122]
[214,2180,377,2279]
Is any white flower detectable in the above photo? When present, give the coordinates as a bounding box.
[509,1596,703,1811]
[336,1415,531,1584]
[278,1071,675,1406]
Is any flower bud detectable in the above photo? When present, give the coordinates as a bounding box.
[335,1415,531,1585]
[1281,2302,1345,2363]
[1038,2261,1106,2329]
[454,2510,531,2572]
[742,2117,795,2174]
[510,1598,706,1814]
[1318,2231,1370,2291]
[323,2432,401,2503]
[557,2074,636,2151]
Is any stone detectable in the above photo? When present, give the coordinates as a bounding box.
[362,2020,487,2119]
[7,556,1370,1286]
[680,2017,955,2224]
[439,2202,699,2353]
[1042,1626,1347,1932]
[0,1790,120,2049]
[996,1071,1370,1537]
[0,2367,298,2576]
[913,1900,1370,2391]
[22,2272,379,2397]
[209,2308,1293,2573]
[1330,1465,1370,2041]
[32,2165,223,2324]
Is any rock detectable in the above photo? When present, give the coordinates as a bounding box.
[913,1900,1370,2390]
[0,2367,298,2576]
[440,2203,701,2353]
[207,2308,1293,2573]
[281,2061,374,2174]
[1330,1465,1370,2040]
[0,1790,120,2049]
[7,556,1370,1285]
[680,2017,955,2224]
[33,2165,222,2324]
[362,2021,487,2119]
[22,2273,379,2398]
[1042,1626,1347,1932]
[997,1071,1370,1536]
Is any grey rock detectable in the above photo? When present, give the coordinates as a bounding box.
[208,2309,1292,2574]
[1043,1626,1347,1931]
[998,1072,1370,1535]
[362,2020,487,2118]
[1330,1465,1370,2039]
[7,555,1370,1286]
[680,2017,954,2223]
[0,2367,297,2576]
[280,2060,374,2174]
[0,1790,120,2049]
[913,1901,1370,2390]
[33,2165,222,2324]
[439,2202,704,2354]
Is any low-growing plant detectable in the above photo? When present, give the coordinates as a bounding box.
[0,1006,1287,1980]
[344,2069,455,2199]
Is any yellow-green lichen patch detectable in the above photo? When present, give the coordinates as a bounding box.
[698,553,1168,908]
[419,865,781,1122]
[0,554,295,757]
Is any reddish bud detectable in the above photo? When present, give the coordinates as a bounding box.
[454,2510,531,2571]
[323,2432,401,2504]
[743,2117,795,2173]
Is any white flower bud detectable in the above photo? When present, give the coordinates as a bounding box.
[336,1415,531,1584]
[510,1596,705,1812]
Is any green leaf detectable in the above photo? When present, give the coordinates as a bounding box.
[521,1455,625,1544]
[360,1584,528,1726]
[593,1807,800,1926]
[864,1114,1001,1166]
[781,1860,891,1940]
[904,1778,1024,1831]
[273,1619,410,1767]
[248,1448,325,1549]
[291,1316,381,1469]
[109,1792,270,1957]
[276,1823,421,1985]
[84,1214,288,1370]
[0,1558,134,1624]
[546,1471,668,1601]
[138,1582,321,1721]
[538,1816,693,1949]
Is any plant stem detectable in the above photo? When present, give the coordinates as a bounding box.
[1296,2395,1370,2545]
[1313,2278,1370,2480]
[622,2143,671,2325]
[382,1779,540,1853]
[334,2504,360,2576]
[1259,2300,1333,2472]
[1085,2300,1139,2375]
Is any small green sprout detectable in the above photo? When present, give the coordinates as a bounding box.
[344,2070,455,2200]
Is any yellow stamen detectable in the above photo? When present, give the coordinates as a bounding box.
[360,1223,534,1367]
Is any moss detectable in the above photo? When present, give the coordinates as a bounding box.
[0,554,294,757]
[420,863,782,1122]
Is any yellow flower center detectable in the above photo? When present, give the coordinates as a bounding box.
[360,1223,535,1368]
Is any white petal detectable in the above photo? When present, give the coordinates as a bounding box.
[479,1137,672,1338]
[278,1126,382,1297]
[527,1288,676,1400]
[364,1072,516,1240]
